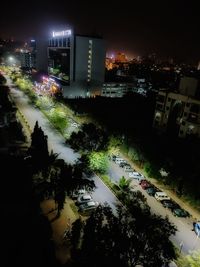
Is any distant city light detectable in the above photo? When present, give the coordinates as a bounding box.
[52,30,72,38]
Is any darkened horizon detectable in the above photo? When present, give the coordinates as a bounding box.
[0,0,199,63]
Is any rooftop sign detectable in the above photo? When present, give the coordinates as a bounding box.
[52,30,72,37]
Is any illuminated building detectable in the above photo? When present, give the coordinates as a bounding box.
[115,52,127,63]
[19,40,36,70]
[47,29,106,97]
[153,77,200,138]
[102,83,134,97]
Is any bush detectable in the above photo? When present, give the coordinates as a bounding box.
[88,152,108,174]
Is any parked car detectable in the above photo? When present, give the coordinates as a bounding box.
[172,208,190,217]
[119,162,129,168]
[193,222,200,236]
[129,172,144,180]
[146,186,158,196]
[139,179,147,185]
[76,194,93,205]
[78,201,99,213]
[124,165,134,172]
[114,157,126,164]
[141,181,151,190]
[72,188,86,199]
[161,200,179,210]
[72,122,79,128]
[154,191,170,201]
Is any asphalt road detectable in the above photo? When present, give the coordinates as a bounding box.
[108,161,200,254]
[7,77,200,255]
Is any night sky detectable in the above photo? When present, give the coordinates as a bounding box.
[0,0,199,63]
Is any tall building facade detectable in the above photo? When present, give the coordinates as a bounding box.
[47,29,106,97]
[153,90,200,138]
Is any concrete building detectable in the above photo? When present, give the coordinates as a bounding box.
[102,83,134,97]
[153,90,200,138]
[46,29,106,97]
[179,76,198,96]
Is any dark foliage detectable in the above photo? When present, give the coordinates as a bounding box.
[1,153,60,267]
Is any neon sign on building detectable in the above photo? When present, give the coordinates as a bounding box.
[52,30,72,38]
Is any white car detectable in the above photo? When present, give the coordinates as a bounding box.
[78,201,99,213]
[72,122,79,128]
[129,172,144,179]
[72,188,86,199]
[76,194,93,205]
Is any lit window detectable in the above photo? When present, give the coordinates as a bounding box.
[89,40,93,44]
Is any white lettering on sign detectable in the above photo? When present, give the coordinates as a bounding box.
[52,30,72,37]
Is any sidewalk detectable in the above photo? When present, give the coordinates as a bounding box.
[120,151,200,221]
[40,197,79,264]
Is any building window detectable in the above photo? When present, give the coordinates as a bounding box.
[59,39,62,47]
[168,97,171,102]
[184,112,188,117]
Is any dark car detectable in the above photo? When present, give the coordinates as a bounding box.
[119,162,129,168]
[146,187,158,196]
[161,200,179,210]
[172,208,190,217]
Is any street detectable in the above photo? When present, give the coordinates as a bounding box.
[7,77,200,255]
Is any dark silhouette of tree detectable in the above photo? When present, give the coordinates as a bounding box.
[29,121,49,172]
[54,188,66,217]
[70,218,83,250]
[2,153,60,267]
[70,200,176,267]
[67,123,109,152]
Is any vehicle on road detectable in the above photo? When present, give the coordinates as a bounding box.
[119,162,129,168]
[78,201,99,214]
[172,208,190,217]
[72,188,86,199]
[140,181,151,190]
[114,157,126,164]
[154,191,170,201]
[146,186,158,196]
[76,194,93,205]
[193,222,200,236]
[124,165,134,172]
[161,199,179,210]
[129,172,144,180]
[72,122,79,128]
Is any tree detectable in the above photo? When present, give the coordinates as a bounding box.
[54,188,66,217]
[177,250,200,267]
[119,176,131,192]
[67,123,109,152]
[70,203,176,267]
[70,218,84,250]
[88,151,108,174]
[28,121,49,172]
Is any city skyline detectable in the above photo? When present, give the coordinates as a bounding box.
[0,0,199,63]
